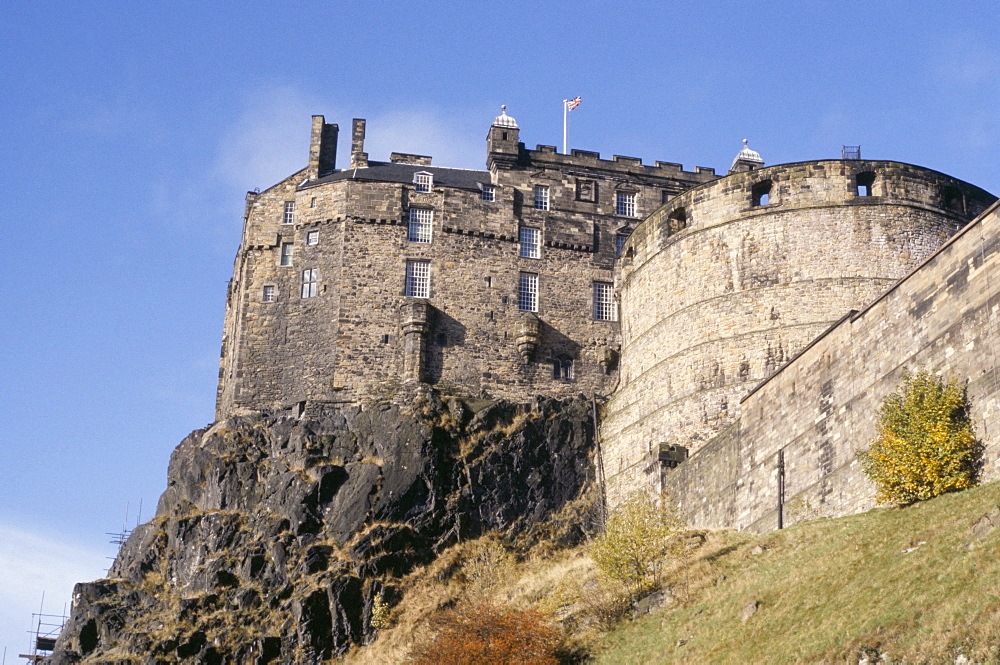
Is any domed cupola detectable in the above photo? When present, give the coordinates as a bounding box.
[492,105,519,129]
[729,139,765,174]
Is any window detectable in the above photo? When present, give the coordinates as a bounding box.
[306,230,319,245]
[408,208,433,243]
[518,272,538,312]
[300,269,318,298]
[593,282,616,321]
[481,185,495,202]
[752,180,772,207]
[668,208,687,233]
[856,171,876,197]
[262,285,276,302]
[280,242,293,266]
[283,201,295,224]
[615,233,629,257]
[519,227,541,258]
[405,260,430,298]
[414,172,432,193]
[553,355,574,381]
[616,191,636,217]
[534,185,549,210]
[662,190,672,204]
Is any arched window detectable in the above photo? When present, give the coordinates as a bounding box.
[856,171,876,197]
[752,180,772,207]
[552,355,574,381]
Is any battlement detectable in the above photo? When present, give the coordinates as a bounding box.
[516,142,718,182]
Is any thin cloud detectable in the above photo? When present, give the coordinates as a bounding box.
[0,523,110,655]
[365,109,484,170]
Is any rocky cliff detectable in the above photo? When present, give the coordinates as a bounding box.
[49,392,598,663]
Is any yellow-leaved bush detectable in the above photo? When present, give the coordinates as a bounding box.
[860,371,980,505]
[590,492,681,595]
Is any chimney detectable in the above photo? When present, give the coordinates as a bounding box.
[351,118,368,168]
[307,115,339,179]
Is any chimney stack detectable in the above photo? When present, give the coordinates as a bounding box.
[307,115,339,179]
[351,118,368,168]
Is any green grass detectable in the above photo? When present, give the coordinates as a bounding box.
[592,481,1000,664]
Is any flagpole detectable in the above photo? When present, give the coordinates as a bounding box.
[562,99,568,154]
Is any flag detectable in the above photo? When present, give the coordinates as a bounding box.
[567,96,581,111]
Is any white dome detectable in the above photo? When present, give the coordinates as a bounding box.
[492,105,519,129]
[730,139,764,170]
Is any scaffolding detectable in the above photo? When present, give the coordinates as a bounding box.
[19,595,67,663]
[106,500,142,572]
[842,145,862,160]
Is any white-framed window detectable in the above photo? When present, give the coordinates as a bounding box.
[518,272,538,312]
[616,191,636,217]
[481,185,495,202]
[414,172,433,192]
[300,269,318,298]
[306,230,319,246]
[534,185,549,210]
[262,285,276,302]
[280,242,294,266]
[405,260,430,298]
[519,227,541,259]
[408,208,433,243]
[593,282,616,321]
[283,201,295,224]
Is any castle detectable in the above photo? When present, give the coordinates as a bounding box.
[217,109,1000,531]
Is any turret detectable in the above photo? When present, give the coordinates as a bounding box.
[729,139,764,174]
[487,105,520,171]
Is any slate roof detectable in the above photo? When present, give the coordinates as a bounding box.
[306,161,491,191]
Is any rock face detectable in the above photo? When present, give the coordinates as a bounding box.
[49,393,597,663]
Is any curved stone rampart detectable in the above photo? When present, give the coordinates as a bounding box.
[602,160,995,505]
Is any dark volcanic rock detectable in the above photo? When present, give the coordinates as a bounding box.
[48,392,597,661]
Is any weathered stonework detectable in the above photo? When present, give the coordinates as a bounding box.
[662,200,1000,531]
[215,108,1000,530]
[603,161,995,508]
[216,111,717,417]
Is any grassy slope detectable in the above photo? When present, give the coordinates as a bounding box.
[350,481,1000,664]
[594,481,1000,664]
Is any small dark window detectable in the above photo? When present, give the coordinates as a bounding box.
[502,131,508,141]
[553,355,574,381]
[942,186,965,214]
[668,208,687,234]
[381,334,390,344]
[752,180,772,207]
[856,171,876,197]
[661,190,672,204]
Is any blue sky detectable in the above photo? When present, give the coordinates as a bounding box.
[2,0,998,652]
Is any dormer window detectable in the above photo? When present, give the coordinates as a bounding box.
[414,172,433,193]
[752,180,773,207]
[481,184,496,202]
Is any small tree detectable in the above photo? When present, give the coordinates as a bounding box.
[590,492,681,595]
[860,371,980,505]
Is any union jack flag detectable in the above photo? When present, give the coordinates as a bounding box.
[567,96,581,111]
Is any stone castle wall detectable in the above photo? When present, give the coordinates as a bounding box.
[602,161,995,507]
[663,200,1000,531]
[216,115,717,417]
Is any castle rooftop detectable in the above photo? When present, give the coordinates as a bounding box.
[306,161,491,190]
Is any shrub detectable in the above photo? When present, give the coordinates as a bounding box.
[860,371,980,505]
[409,602,562,665]
[590,492,681,595]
